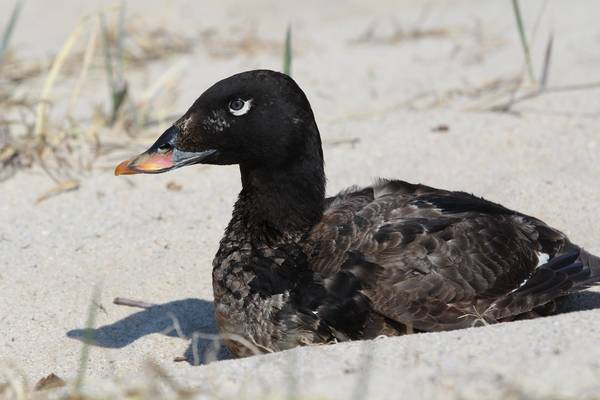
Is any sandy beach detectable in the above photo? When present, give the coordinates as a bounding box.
[1,1,600,398]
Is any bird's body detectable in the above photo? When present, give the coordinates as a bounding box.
[116,70,600,358]
[212,178,599,357]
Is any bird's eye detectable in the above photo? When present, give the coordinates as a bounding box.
[157,143,172,153]
[228,98,252,116]
[229,99,244,111]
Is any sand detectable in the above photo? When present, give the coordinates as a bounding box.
[1,0,600,399]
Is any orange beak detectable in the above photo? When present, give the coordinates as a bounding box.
[115,126,217,176]
[114,151,175,176]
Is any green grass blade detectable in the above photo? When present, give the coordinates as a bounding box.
[111,0,128,123]
[116,0,126,66]
[100,13,115,93]
[0,0,24,63]
[74,285,101,393]
[511,0,536,84]
[540,33,553,89]
[282,24,292,76]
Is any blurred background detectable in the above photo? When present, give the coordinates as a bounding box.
[1,0,599,185]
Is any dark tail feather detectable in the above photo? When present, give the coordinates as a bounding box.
[576,248,600,288]
[490,249,599,320]
[513,251,587,296]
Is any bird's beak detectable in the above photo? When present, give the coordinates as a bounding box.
[114,150,174,175]
[115,126,216,175]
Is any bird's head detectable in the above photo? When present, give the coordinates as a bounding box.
[115,70,322,176]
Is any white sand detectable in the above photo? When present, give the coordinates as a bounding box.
[1,1,600,398]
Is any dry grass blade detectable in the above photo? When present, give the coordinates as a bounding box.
[457,304,497,327]
[114,296,264,365]
[34,21,86,139]
[350,19,455,45]
[1,6,194,182]
[490,80,600,112]
[0,364,28,400]
[163,312,267,363]
[145,361,198,398]
[126,26,193,64]
[136,59,187,125]
[35,179,80,204]
[0,143,17,164]
[67,17,100,121]
[113,296,156,309]
[189,331,267,365]
[324,137,360,147]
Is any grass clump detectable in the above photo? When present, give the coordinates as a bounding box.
[0,3,193,183]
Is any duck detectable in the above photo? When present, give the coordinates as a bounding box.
[115,69,600,357]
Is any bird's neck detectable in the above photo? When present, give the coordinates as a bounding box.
[230,147,325,246]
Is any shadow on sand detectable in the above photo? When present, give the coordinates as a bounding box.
[67,290,600,365]
[554,290,600,313]
[67,298,231,365]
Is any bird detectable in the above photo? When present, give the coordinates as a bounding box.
[115,69,600,357]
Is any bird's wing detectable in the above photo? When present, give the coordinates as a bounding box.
[307,179,580,332]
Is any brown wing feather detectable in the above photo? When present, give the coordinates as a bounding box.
[306,179,576,332]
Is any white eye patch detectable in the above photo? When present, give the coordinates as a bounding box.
[229,99,253,116]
